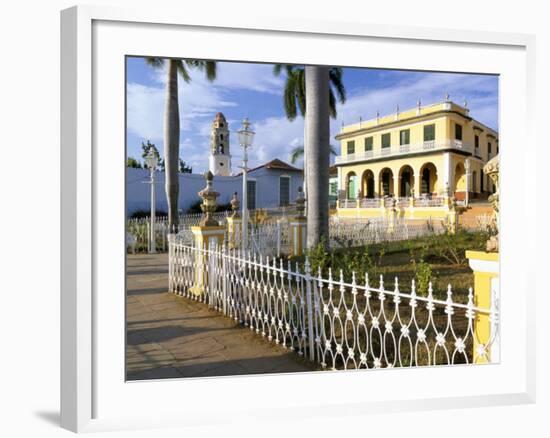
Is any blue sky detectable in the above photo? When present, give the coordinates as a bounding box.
[126,58,498,172]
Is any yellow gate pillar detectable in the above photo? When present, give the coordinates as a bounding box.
[290,187,307,256]
[226,192,242,249]
[466,250,499,364]
[189,171,226,297]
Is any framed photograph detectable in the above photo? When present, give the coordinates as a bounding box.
[61,5,536,433]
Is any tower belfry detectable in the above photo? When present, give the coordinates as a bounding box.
[209,112,232,176]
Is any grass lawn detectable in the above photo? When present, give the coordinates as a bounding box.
[294,228,494,304]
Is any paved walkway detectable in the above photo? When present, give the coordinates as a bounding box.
[126,253,313,380]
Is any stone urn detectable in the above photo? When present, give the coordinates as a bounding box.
[198,171,220,226]
[295,187,306,219]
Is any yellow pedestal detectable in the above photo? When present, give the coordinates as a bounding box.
[226,217,242,249]
[290,218,307,257]
[466,250,499,364]
[189,225,225,297]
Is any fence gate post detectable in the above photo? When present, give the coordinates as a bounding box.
[222,246,228,315]
[465,250,499,363]
[276,221,281,257]
[304,258,315,362]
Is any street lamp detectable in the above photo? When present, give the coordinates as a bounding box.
[144,149,159,254]
[237,118,255,250]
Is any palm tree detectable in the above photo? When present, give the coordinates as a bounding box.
[274,64,345,248]
[273,65,346,120]
[304,65,332,248]
[145,58,216,231]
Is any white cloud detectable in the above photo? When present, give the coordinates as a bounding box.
[337,72,498,130]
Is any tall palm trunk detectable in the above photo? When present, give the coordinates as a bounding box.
[304,65,330,249]
[164,60,180,232]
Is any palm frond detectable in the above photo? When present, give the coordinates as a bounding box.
[203,61,217,81]
[283,72,299,121]
[329,89,337,119]
[145,57,165,68]
[329,67,346,104]
[273,64,283,76]
[176,60,192,83]
[296,68,306,117]
[289,145,304,164]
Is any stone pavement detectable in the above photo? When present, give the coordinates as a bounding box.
[126,253,313,380]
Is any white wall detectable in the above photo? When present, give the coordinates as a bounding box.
[126,167,303,214]
[126,168,241,214]
[2,1,548,437]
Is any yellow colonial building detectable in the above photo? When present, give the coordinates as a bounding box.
[334,99,498,219]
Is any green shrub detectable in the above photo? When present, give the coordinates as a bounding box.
[415,260,432,296]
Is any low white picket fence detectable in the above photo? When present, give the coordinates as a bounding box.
[168,239,499,369]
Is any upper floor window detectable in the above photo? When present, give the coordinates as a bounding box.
[399,129,410,145]
[424,124,435,141]
[381,133,391,148]
[475,135,479,149]
[365,136,373,151]
[497,144,499,154]
[455,124,463,141]
[488,142,492,155]
[347,140,355,155]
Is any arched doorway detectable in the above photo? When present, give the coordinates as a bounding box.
[419,162,438,195]
[379,168,393,197]
[454,162,466,199]
[346,172,358,199]
[399,165,414,197]
[361,169,375,198]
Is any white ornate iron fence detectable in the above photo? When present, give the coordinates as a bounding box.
[168,239,499,369]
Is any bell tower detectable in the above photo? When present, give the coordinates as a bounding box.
[209,112,232,176]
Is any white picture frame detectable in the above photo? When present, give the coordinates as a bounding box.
[61,5,536,433]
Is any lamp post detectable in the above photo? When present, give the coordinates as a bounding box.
[144,149,159,254]
[237,118,255,250]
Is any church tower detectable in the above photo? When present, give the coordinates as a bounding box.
[209,112,232,176]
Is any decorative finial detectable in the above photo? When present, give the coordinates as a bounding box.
[417,98,421,107]
[295,186,306,219]
[359,116,362,127]
[198,170,220,226]
[445,92,450,102]
[230,192,240,218]
[463,98,468,108]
